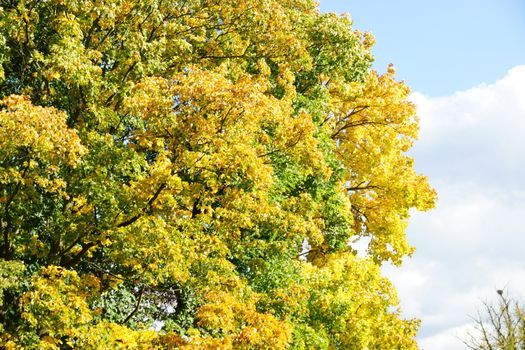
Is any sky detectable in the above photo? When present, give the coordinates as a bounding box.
[320,1,525,349]
[320,0,525,97]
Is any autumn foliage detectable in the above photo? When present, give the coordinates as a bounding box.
[0,0,435,348]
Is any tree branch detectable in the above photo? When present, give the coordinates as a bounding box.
[117,182,166,228]
[122,286,144,325]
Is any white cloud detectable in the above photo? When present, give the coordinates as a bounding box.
[384,65,525,349]
[410,66,525,189]
[419,323,474,350]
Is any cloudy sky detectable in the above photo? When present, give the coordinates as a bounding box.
[320,1,525,349]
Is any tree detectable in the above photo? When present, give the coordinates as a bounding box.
[464,290,525,350]
[0,0,435,348]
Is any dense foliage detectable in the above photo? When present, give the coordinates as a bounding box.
[0,0,435,348]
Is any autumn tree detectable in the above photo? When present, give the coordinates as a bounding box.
[0,0,435,348]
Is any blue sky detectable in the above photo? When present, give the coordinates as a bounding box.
[320,2,525,349]
[320,0,525,96]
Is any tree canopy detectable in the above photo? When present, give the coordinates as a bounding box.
[0,0,435,348]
